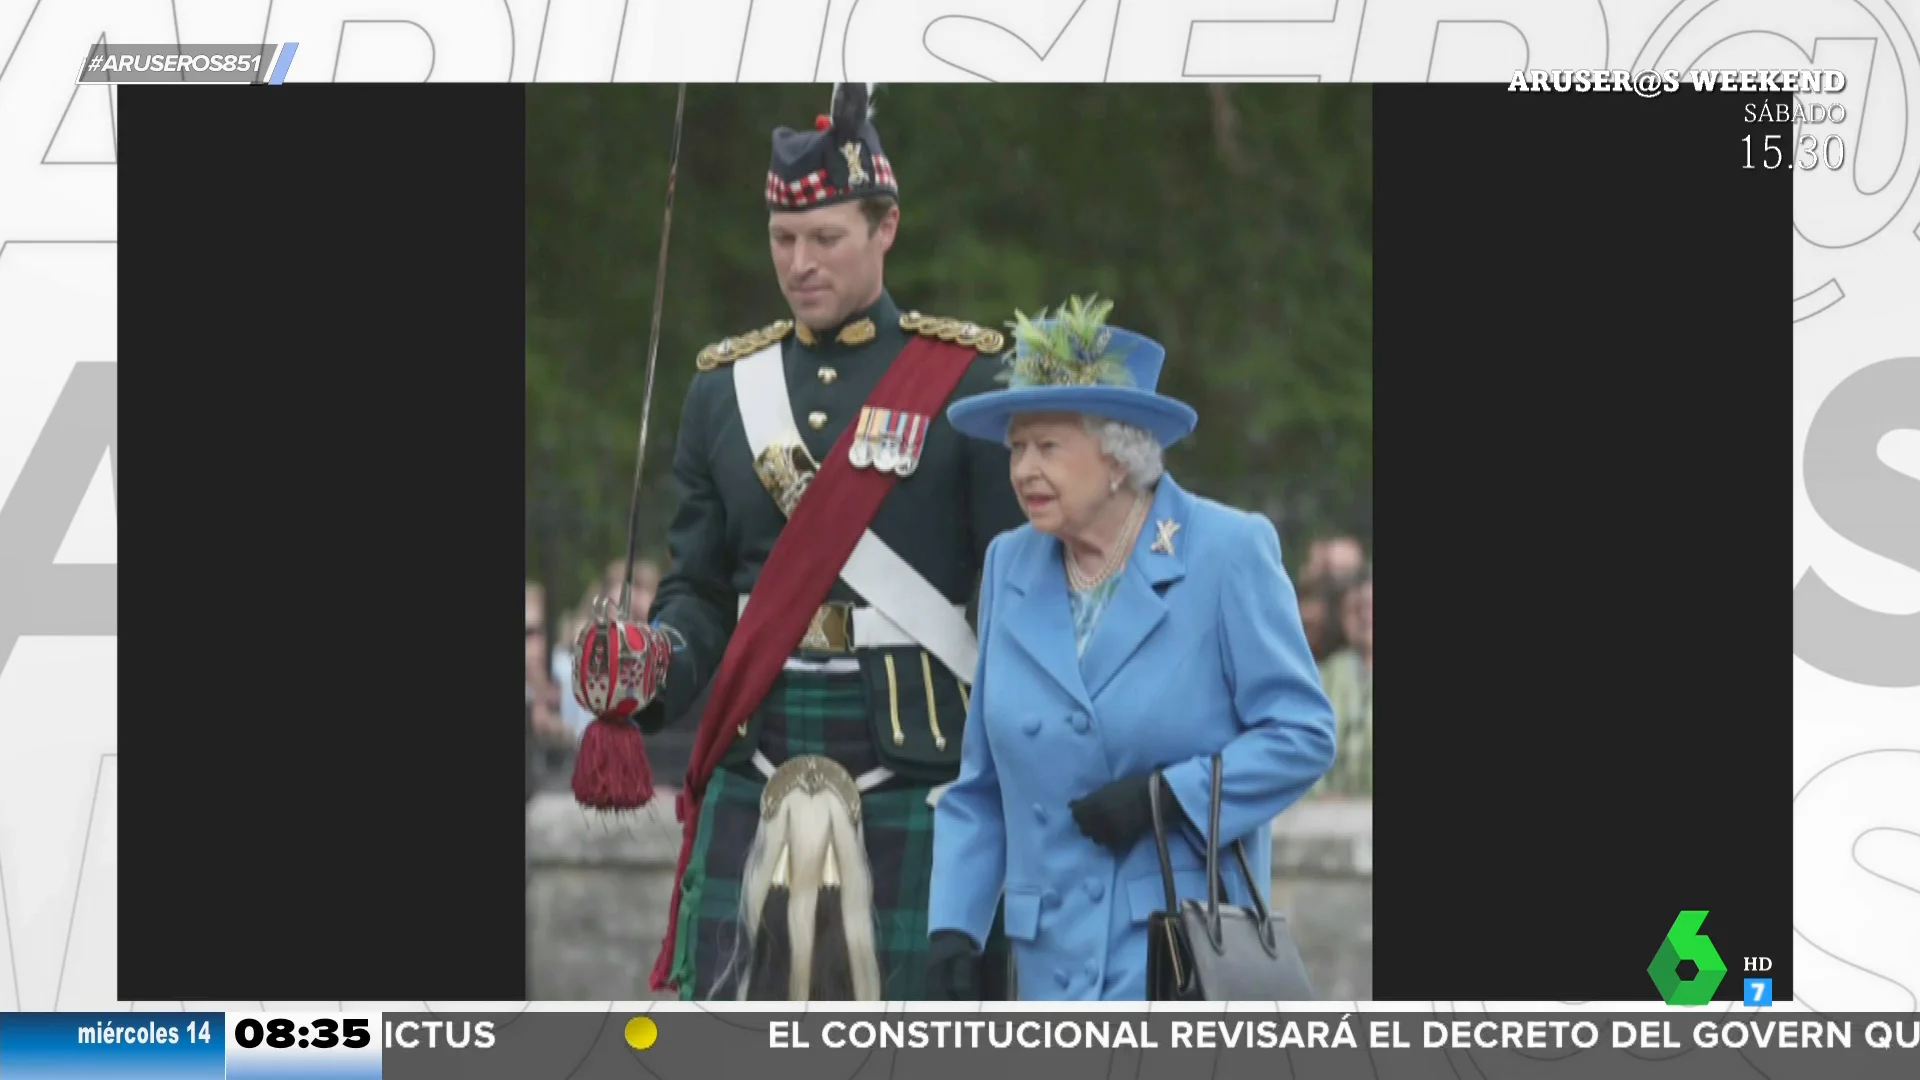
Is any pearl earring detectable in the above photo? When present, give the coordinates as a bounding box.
[1109,478,1120,493]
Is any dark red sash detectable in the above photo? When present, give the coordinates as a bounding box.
[651,335,981,991]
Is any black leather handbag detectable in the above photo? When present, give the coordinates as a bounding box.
[1145,755,1317,1001]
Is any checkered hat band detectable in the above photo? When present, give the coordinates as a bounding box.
[763,154,900,208]
[766,169,837,208]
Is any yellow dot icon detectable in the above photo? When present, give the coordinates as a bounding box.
[624,1016,659,1051]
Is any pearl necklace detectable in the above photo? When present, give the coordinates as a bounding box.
[1066,494,1148,592]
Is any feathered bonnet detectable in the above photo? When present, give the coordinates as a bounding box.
[766,83,898,210]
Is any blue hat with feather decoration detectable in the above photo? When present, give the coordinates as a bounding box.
[946,295,1198,448]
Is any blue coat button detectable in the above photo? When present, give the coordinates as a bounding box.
[1070,713,1090,734]
[1023,717,1042,736]
[1084,958,1099,981]
[1086,878,1105,901]
[1054,968,1070,989]
[1032,803,1047,824]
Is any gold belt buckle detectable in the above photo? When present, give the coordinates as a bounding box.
[797,601,854,653]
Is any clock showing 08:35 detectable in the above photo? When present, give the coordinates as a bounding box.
[235,1016,371,1050]
[225,1012,383,1080]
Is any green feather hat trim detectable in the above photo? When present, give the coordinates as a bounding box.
[997,295,1136,389]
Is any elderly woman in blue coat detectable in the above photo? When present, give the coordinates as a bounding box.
[923,297,1337,1001]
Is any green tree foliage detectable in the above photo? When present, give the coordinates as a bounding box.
[528,84,1371,610]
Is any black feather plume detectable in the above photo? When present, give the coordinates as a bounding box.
[746,888,792,1000]
[810,886,856,1000]
[828,83,878,136]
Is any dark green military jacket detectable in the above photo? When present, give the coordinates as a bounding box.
[636,291,1027,781]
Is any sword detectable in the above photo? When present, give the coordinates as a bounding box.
[612,83,689,624]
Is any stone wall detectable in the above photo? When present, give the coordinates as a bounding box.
[527,791,1371,1001]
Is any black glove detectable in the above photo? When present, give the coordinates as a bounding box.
[1069,774,1157,855]
[926,930,982,1000]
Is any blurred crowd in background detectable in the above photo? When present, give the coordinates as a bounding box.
[525,532,1372,801]
[1294,535,1373,798]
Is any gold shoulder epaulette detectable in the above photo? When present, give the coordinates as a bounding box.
[900,311,1006,355]
[696,319,795,371]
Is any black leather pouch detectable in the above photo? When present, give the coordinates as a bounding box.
[863,646,968,782]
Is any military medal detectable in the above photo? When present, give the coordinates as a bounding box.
[873,409,901,473]
[894,412,928,476]
[850,407,879,469]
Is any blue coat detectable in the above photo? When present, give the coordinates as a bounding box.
[928,475,1337,1000]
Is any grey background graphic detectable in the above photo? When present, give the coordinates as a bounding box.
[1795,358,1920,687]
[0,0,1914,1040]
[374,1012,1920,1079]
[0,357,115,676]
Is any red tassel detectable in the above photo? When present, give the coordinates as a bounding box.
[570,717,655,811]
[815,114,832,131]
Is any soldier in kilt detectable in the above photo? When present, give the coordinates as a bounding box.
[570,83,1026,1001]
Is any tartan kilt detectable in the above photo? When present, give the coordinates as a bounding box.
[668,661,1009,1001]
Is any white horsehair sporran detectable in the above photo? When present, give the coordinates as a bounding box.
[731,754,882,1000]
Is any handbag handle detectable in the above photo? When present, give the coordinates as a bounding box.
[1201,755,1279,957]
[1148,757,1280,958]
[1147,769,1182,916]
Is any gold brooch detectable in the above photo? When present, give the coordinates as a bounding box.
[1151,518,1181,556]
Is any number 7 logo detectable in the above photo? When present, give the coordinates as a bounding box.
[1747,978,1774,1006]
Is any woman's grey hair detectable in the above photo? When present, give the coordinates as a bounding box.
[1085,416,1163,492]
[1004,414,1166,491]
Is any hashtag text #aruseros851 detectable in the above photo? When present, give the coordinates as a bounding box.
[87,51,264,75]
